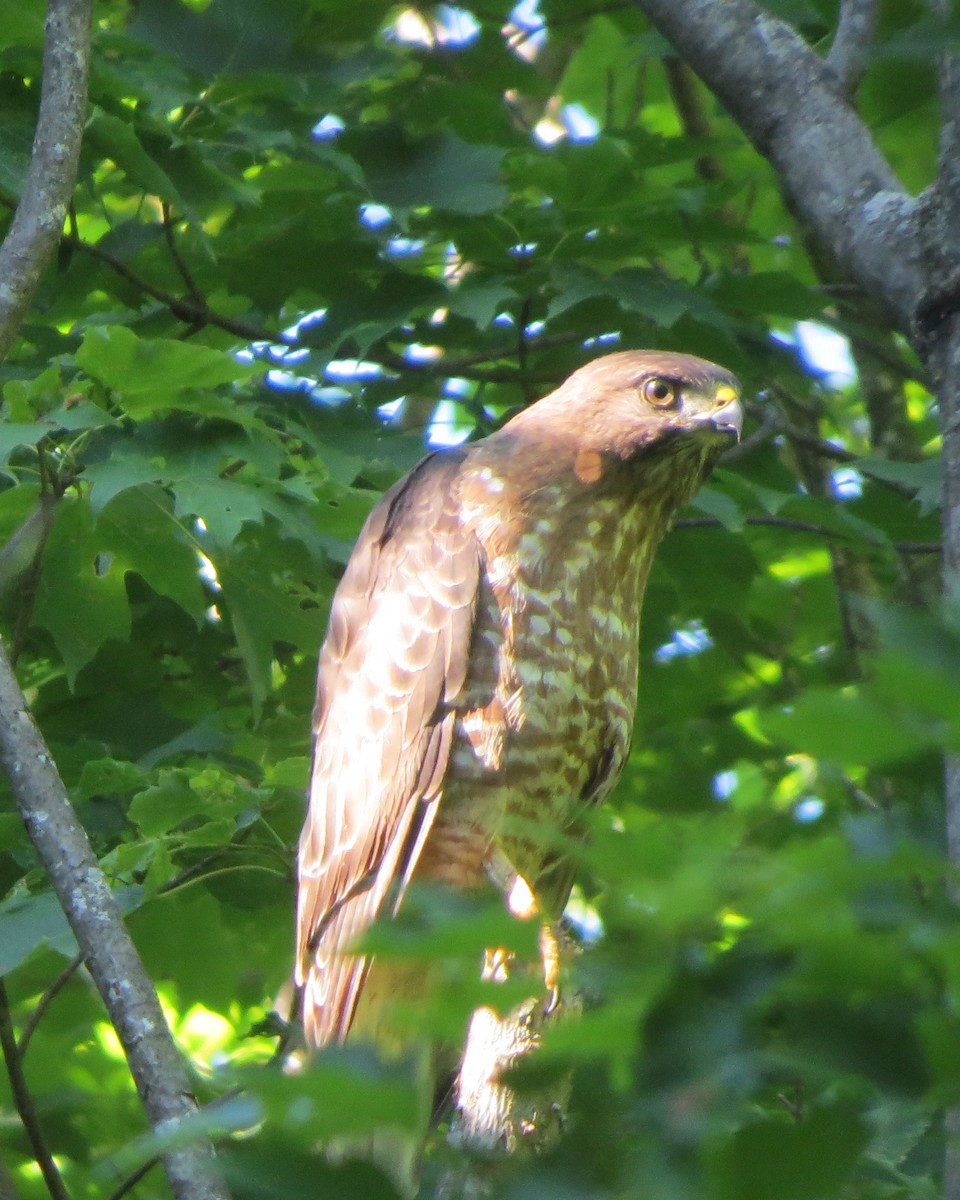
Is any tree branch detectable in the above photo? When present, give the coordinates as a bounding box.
[673,514,940,556]
[825,0,877,98]
[662,56,725,181]
[0,0,91,360]
[16,952,84,1059]
[0,979,70,1200]
[160,204,204,308]
[634,0,923,334]
[0,1150,24,1200]
[58,223,293,347]
[0,640,231,1200]
[927,4,960,1192]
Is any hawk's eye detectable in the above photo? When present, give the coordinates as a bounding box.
[642,377,678,407]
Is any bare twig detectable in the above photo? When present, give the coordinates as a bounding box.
[0,979,71,1200]
[17,952,84,1059]
[160,203,205,308]
[662,57,724,181]
[9,452,65,668]
[719,404,779,462]
[61,225,292,346]
[673,514,940,556]
[826,0,877,98]
[0,641,231,1200]
[374,333,585,384]
[104,1157,161,1200]
[0,1149,24,1200]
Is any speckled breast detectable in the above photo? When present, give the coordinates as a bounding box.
[418,471,665,912]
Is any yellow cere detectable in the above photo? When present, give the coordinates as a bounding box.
[714,385,739,405]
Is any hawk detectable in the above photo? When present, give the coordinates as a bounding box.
[296,350,742,1053]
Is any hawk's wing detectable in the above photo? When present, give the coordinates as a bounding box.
[296,450,481,1047]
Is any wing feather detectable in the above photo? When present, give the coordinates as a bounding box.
[296,451,481,1047]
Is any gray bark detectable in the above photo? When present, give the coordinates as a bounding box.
[0,0,90,357]
[0,641,231,1200]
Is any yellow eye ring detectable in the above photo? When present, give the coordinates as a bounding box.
[643,377,678,407]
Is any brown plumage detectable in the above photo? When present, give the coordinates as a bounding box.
[296,349,742,1049]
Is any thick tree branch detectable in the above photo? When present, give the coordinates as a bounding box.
[635,0,923,334]
[928,4,960,1192]
[0,0,91,359]
[0,639,231,1200]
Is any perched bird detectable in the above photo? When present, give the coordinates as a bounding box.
[296,350,742,1056]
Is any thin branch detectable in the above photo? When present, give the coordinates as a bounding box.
[0,640,231,1200]
[719,403,779,462]
[662,56,725,181]
[0,0,92,360]
[104,1157,161,1200]
[9,455,65,668]
[0,980,71,1200]
[160,203,205,308]
[826,0,877,98]
[843,327,928,386]
[673,514,940,555]
[60,224,292,346]
[0,1149,24,1200]
[17,952,84,1059]
[374,333,585,384]
[3,198,591,381]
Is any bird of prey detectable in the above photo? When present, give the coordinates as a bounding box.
[296,349,742,1052]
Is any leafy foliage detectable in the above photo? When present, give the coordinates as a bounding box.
[0,0,952,1197]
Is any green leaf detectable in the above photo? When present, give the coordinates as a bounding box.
[689,485,745,531]
[761,687,934,765]
[364,131,506,214]
[32,497,132,683]
[0,0,44,52]
[549,263,730,329]
[76,326,257,415]
[857,455,942,513]
[86,109,185,207]
[77,757,149,800]
[0,400,115,463]
[0,886,143,975]
[556,14,647,130]
[129,773,204,836]
[711,1101,870,1200]
[96,485,208,622]
[173,478,269,546]
[214,535,326,707]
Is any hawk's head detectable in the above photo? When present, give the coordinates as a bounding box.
[500,350,743,496]
[532,349,741,450]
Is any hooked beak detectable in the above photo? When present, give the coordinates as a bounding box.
[694,383,743,442]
